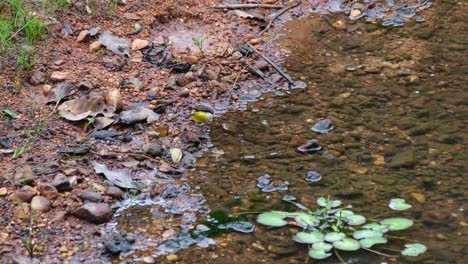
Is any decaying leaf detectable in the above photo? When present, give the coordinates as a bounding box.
[58,93,115,121]
[99,31,130,56]
[47,82,75,103]
[93,161,138,189]
[93,116,116,130]
[170,148,183,163]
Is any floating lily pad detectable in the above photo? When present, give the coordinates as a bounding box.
[312,242,333,252]
[325,232,345,242]
[294,213,320,228]
[346,214,366,225]
[402,243,427,256]
[335,210,354,218]
[381,218,414,231]
[308,249,332,260]
[362,223,390,233]
[353,230,383,239]
[333,238,360,251]
[257,212,288,227]
[359,236,388,248]
[294,231,325,244]
[389,198,412,211]
[317,197,342,208]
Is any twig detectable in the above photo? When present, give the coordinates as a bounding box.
[363,247,399,258]
[334,249,347,264]
[211,4,284,9]
[247,44,295,85]
[260,0,301,35]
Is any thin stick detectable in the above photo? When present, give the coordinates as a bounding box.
[260,0,301,35]
[211,4,284,9]
[334,249,347,264]
[384,234,421,243]
[247,44,295,85]
[363,247,399,258]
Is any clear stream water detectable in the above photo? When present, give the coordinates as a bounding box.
[114,0,467,263]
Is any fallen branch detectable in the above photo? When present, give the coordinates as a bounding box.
[260,0,301,35]
[246,44,295,85]
[211,4,284,10]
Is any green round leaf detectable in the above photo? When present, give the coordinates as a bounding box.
[317,197,328,207]
[312,242,333,252]
[325,232,345,242]
[353,230,383,240]
[346,214,366,225]
[362,223,390,233]
[402,243,427,257]
[294,231,325,244]
[257,212,288,227]
[294,213,319,228]
[334,210,354,218]
[389,198,412,211]
[359,236,388,248]
[308,249,332,259]
[333,238,360,251]
[317,197,341,208]
[381,218,414,231]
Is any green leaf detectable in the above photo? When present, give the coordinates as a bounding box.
[257,212,288,227]
[294,213,319,228]
[3,108,18,119]
[381,218,414,231]
[359,236,388,248]
[334,209,354,218]
[308,249,332,259]
[402,243,427,257]
[324,232,345,242]
[353,230,383,239]
[317,197,342,208]
[312,242,333,252]
[294,231,325,244]
[362,223,390,233]
[346,214,366,225]
[389,198,412,211]
[333,238,361,251]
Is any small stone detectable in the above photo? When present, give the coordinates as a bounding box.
[408,75,419,84]
[332,20,347,30]
[30,69,46,85]
[31,196,51,212]
[37,184,59,200]
[51,173,72,192]
[252,242,265,251]
[80,191,103,202]
[411,193,426,203]
[372,154,385,165]
[76,30,89,42]
[388,150,416,168]
[254,60,269,71]
[51,210,67,223]
[107,186,124,199]
[181,55,198,64]
[105,236,132,255]
[166,255,178,262]
[267,244,298,255]
[50,71,69,81]
[63,168,77,176]
[436,233,447,240]
[14,204,30,220]
[73,203,112,224]
[250,38,260,45]
[0,187,7,196]
[206,68,219,80]
[131,39,149,50]
[9,186,37,203]
[349,9,361,19]
[351,167,368,174]
[142,143,163,157]
[42,84,52,96]
[142,256,156,263]
[89,40,102,52]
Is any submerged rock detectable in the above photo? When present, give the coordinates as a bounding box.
[388,150,417,168]
[311,119,334,134]
[297,139,322,154]
[105,236,132,255]
[305,171,322,182]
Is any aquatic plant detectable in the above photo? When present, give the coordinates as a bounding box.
[256,197,426,261]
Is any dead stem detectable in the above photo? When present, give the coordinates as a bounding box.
[363,247,399,258]
[334,249,347,264]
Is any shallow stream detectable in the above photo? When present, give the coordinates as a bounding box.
[114,0,467,262]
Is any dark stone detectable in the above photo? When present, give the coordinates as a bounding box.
[105,236,132,255]
[107,186,124,199]
[73,203,112,224]
[388,150,417,168]
[51,173,72,192]
[80,191,103,202]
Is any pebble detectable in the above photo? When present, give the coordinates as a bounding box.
[50,71,69,81]
[76,30,89,42]
[181,55,198,64]
[107,186,124,199]
[349,9,361,19]
[30,69,46,85]
[131,39,149,50]
[142,256,156,263]
[42,84,52,96]
[80,191,103,202]
[89,41,102,52]
[166,255,178,262]
[332,20,347,30]
[31,196,51,212]
[0,187,7,196]
[51,173,72,192]
[251,242,265,251]
[73,203,112,224]
[411,192,426,203]
[250,38,260,45]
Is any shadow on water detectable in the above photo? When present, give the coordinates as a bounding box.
[114,0,467,262]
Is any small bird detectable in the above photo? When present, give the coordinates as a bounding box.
[191,110,213,124]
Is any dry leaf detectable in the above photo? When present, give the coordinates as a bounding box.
[170,148,183,163]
